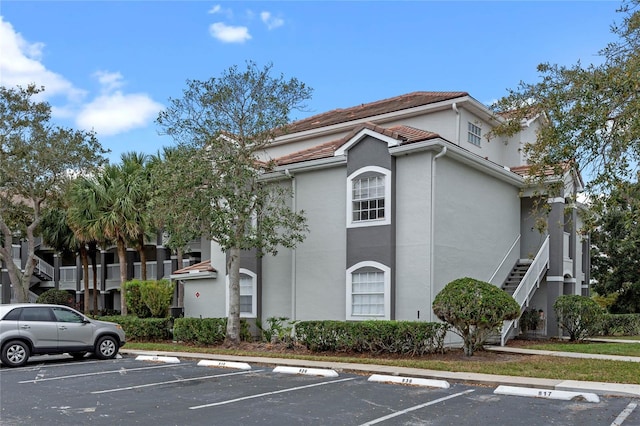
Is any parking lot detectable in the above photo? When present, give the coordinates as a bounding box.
[1,355,639,425]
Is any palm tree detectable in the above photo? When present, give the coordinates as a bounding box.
[119,152,153,281]
[38,207,86,309]
[66,177,108,315]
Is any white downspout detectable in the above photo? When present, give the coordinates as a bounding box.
[452,102,460,145]
[287,169,297,321]
[430,146,447,321]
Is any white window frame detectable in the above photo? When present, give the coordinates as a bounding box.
[225,268,257,318]
[467,122,482,146]
[346,261,391,320]
[346,166,391,228]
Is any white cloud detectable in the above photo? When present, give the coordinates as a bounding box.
[0,16,85,101]
[209,22,251,43]
[76,91,163,137]
[208,5,221,14]
[93,70,125,93]
[260,11,284,30]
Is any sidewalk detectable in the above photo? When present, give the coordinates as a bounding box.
[120,346,640,398]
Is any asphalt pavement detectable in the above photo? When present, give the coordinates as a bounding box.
[119,342,640,398]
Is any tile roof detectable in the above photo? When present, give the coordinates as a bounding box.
[284,91,468,134]
[275,122,441,166]
[509,163,572,177]
[172,260,217,275]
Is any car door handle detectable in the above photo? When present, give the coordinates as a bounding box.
[20,325,30,329]
[59,326,67,330]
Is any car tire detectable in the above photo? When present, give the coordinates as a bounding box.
[95,336,119,360]
[1,340,30,368]
[70,351,87,360]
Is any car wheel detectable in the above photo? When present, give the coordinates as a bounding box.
[1,340,30,368]
[70,351,87,360]
[95,336,119,360]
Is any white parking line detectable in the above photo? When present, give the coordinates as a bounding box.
[611,402,638,426]
[189,377,357,410]
[19,364,177,383]
[358,389,475,425]
[91,369,262,394]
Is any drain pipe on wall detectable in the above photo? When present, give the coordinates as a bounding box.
[452,102,460,145]
[430,146,447,321]
[286,169,298,321]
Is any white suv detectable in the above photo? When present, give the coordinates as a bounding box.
[0,303,126,367]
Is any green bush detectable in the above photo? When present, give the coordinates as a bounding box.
[124,280,152,318]
[599,313,640,336]
[257,316,297,346]
[100,315,172,341]
[432,277,520,356]
[553,295,605,341]
[139,279,174,318]
[295,320,449,355]
[36,289,76,307]
[173,318,228,345]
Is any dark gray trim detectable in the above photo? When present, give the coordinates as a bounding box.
[345,136,396,319]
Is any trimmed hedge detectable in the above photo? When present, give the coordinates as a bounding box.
[100,316,172,341]
[295,320,449,355]
[599,314,640,336]
[173,318,228,345]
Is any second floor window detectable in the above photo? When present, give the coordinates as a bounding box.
[468,122,482,146]
[352,175,385,222]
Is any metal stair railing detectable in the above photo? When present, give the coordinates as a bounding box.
[33,256,55,281]
[500,235,550,346]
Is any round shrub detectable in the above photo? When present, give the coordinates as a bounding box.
[553,295,604,341]
[432,277,520,356]
[36,289,76,307]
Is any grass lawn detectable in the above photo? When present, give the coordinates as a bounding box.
[124,340,640,385]
[521,341,640,357]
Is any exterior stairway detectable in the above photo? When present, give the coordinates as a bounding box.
[502,260,532,297]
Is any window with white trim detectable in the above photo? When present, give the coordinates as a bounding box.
[347,166,391,228]
[226,269,257,318]
[467,122,482,146]
[346,261,390,320]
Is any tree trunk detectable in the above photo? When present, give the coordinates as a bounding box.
[138,234,147,280]
[89,242,99,316]
[225,247,241,345]
[117,238,128,316]
[80,246,90,314]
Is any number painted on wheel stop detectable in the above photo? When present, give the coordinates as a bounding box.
[401,378,413,384]
[538,391,553,397]
[298,368,308,374]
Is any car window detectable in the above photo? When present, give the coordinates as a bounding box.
[20,307,55,322]
[2,308,22,321]
[52,307,85,323]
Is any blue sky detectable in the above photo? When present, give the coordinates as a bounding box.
[0,1,624,164]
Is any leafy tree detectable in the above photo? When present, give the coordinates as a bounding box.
[432,277,520,356]
[149,146,205,307]
[0,84,107,303]
[553,295,605,341]
[490,1,640,198]
[590,180,640,313]
[156,62,312,344]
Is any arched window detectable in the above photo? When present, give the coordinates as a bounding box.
[226,269,257,318]
[346,261,390,320]
[346,166,391,228]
